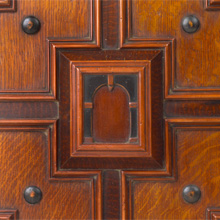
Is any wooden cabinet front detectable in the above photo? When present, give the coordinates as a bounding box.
[0,0,220,219]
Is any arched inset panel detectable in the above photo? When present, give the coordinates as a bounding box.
[92,85,130,143]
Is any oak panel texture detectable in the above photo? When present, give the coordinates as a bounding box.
[132,129,220,219]
[0,130,93,219]
[0,0,91,92]
[129,0,220,90]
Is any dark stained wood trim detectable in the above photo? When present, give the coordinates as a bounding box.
[0,102,58,119]
[102,0,119,49]
[102,171,121,220]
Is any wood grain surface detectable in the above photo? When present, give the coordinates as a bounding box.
[0,0,93,98]
[131,122,220,219]
[125,0,220,90]
[0,128,94,219]
[1,0,220,218]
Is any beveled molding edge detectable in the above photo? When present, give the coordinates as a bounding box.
[47,0,100,101]
[0,0,16,12]
[205,0,220,10]
[207,207,220,219]
[0,209,18,219]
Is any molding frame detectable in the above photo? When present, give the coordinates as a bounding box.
[0,0,16,12]
[205,0,220,9]
[0,0,100,100]
[0,120,102,220]
[50,48,166,170]
[119,0,175,100]
[70,61,149,157]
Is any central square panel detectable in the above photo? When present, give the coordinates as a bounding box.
[55,48,165,169]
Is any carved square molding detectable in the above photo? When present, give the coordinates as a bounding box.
[48,40,173,171]
[71,61,149,157]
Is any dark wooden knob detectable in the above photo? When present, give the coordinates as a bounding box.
[182,15,200,34]
[182,185,201,204]
[22,16,41,34]
[24,186,42,204]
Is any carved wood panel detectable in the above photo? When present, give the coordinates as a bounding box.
[120,0,220,99]
[124,119,220,219]
[0,0,99,99]
[1,0,220,219]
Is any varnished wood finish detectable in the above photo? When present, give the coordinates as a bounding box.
[123,118,220,219]
[102,0,118,49]
[0,121,100,219]
[120,0,220,99]
[93,85,130,143]
[52,50,166,171]
[2,0,220,218]
[0,0,100,99]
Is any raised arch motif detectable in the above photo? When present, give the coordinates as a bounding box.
[92,83,130,143]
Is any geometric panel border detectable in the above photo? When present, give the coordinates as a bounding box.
[49,43,168,170]
[207,208,220,219]
[0,209,18,220]
[120,0,220,99]
[121,118,178,220]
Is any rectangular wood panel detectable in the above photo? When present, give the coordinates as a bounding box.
[0,121,101,219]
[120,0,220,99]
[124,119,220,219]
[0,0,99,99]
